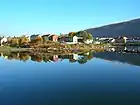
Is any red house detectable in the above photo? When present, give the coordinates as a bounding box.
[49,35,58,42]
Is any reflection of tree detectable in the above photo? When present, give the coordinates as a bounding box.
[31,54,43,62]
[78,56,88,64]
[69,59,77,63]
[43,56,50,62]
[0,51,94,64]
[7,53,20,60]
[19,53,30,62]
[87,52,93,60]
[77,52,93,64]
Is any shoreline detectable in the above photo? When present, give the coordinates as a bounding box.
[0,45,105,53]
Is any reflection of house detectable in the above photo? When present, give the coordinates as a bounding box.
[73,54,78,60]
[59,54,80,61]
[53,55,59,62]
[49,55,59,62]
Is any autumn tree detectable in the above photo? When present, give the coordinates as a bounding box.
[68,32,76,36]
[19,35,30,45]
[9,37,20,47]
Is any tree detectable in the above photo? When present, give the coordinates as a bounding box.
[76,31,93,41]
[78,56,88,64]
[9,37,20,47]
[68,32,76,36]
[19,35,30,45]
[87,33,93,40]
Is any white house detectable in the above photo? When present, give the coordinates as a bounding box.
[64,36,78,44]
[123,37,128,43]
[0,37,7,46]
[84,39,93,44]
[94,41,101,44]
[110,38,115,43]
[126,38,140,43]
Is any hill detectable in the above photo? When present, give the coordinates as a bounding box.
[86,18,140,37]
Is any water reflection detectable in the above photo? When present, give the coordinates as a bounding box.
[0,46,140,66]
[95,46,140,67]
[0,52,93,64]
[106,46,140,53]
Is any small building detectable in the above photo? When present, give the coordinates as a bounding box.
[30,34,41,41]
[123,36,128,43]
[94,41,101,44]
[114,36,126,43]
[42,34,51,42]
[84,39,93,44]
[0,37,7,46]
[126,37,140,43]
[110,38,115,43]
[49,35,58,42]
[64,36,78,44]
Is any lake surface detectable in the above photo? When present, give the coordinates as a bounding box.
[0,51,140,105]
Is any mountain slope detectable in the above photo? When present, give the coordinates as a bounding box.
[86,18,140,37]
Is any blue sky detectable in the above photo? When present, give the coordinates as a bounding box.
[0,0,140,36]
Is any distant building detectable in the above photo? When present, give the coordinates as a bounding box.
[94,41,101,44]
[49,35,58,42]
[30,34,41,41]
[123,36,128,43]
[63,36,78,44]
[84,39,93,44]
[126,37,140,43]
[42,34,51,42]
[0,37,7,46]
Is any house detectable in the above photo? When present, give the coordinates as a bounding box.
[25,35,31,42]
[126,37,140,43]
[0,37,7,46]
[94,41,101,44]
[53,55,59,62]
[42,34,51,42]
[42,34,58,42]
[30,34,41,41]
[123,36,128,43]
[84,39,93,44]
[64,36,78,44]
[114,36,126,43]
[48,35,58,42]
[110,38,115,43]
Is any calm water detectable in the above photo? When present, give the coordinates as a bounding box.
[0,51,140,105]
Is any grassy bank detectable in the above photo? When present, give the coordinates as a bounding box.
[0,43,106,53]
[0,46,32,53]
